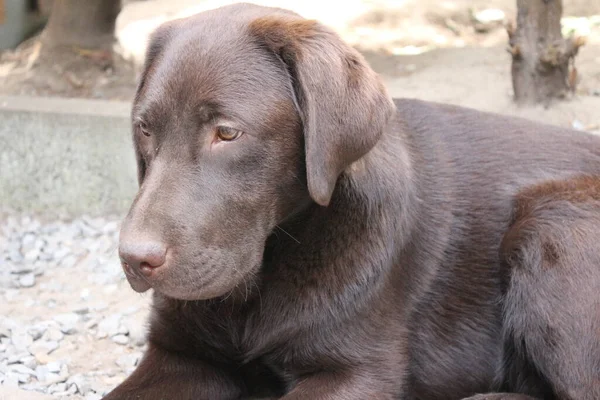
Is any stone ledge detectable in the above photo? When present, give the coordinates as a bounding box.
[0,95,131,117]
[0,95,137,218]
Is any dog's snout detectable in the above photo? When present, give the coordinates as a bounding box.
[119,240,167,276]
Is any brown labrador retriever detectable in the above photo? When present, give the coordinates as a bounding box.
[104,3,600,400]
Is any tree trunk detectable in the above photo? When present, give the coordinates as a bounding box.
[508,0,584,106]
[41,0,121,49]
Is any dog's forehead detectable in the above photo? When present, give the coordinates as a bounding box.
[136,8,293,128]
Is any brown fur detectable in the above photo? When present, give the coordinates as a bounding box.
[513,175,600,218]
[248,17,319,54]
[104,3,600,400]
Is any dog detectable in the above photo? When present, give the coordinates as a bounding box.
[104,3,600,399]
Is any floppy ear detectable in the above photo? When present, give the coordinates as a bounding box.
[249,14,395,206]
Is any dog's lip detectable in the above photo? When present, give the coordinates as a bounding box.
[122,261,152,293]
[128,277,152,293]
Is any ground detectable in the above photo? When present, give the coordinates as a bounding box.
[1,216,145,399]
[0,1,599,399]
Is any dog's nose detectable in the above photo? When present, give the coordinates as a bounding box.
[119,240,167,276]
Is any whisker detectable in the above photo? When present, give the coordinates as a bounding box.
[253,279,263,314]
[289,171,304,186]
[275,225,301,244]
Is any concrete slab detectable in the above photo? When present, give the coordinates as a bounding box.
[0,95,137,218]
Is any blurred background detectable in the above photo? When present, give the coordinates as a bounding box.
[0,1,599,399]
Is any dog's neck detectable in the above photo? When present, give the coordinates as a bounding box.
[344,123,418,226]
[204,124,420,309]
[272,121,419,252]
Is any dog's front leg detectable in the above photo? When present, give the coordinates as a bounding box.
[102,342,244,400]
[280,370,396,400]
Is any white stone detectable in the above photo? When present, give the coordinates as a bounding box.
[10,329,33,352]
[8,364,35,376]
[3,373,20,387]
[115,352,141,370]
[97,314,122,338]
[2,374,19,388]
[0,317,17,338]
[20,233,37,254]
[20,355,37,370]
[80,288,91,300]
[29,339,59,356]
[53,313,80,334]
[6,352,30,364]
[23,249,40,263]
[27,324,46,341]
[45,361,62,373]
[111,335,129,345]
[47,382,67,394]
[18,273,35,288]
[44,327,64,342]
[67,373,92,394]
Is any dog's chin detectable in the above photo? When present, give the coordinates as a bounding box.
[125,274,233,300]
[151,278,250,301]
[125,275,152,293]
[144,265,261,301]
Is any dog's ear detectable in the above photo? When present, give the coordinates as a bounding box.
[249,15,395,206]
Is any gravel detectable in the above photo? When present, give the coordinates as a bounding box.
[19,273,36,288]
[0,215,152,399]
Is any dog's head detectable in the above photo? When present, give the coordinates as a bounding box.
[118,3,395,300]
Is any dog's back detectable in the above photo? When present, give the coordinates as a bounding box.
[382,98,600,398]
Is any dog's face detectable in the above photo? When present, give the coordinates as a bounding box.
[118,3,395,300]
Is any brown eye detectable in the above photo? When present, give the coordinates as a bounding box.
[139,121,151,137]
[216,126,243,142]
